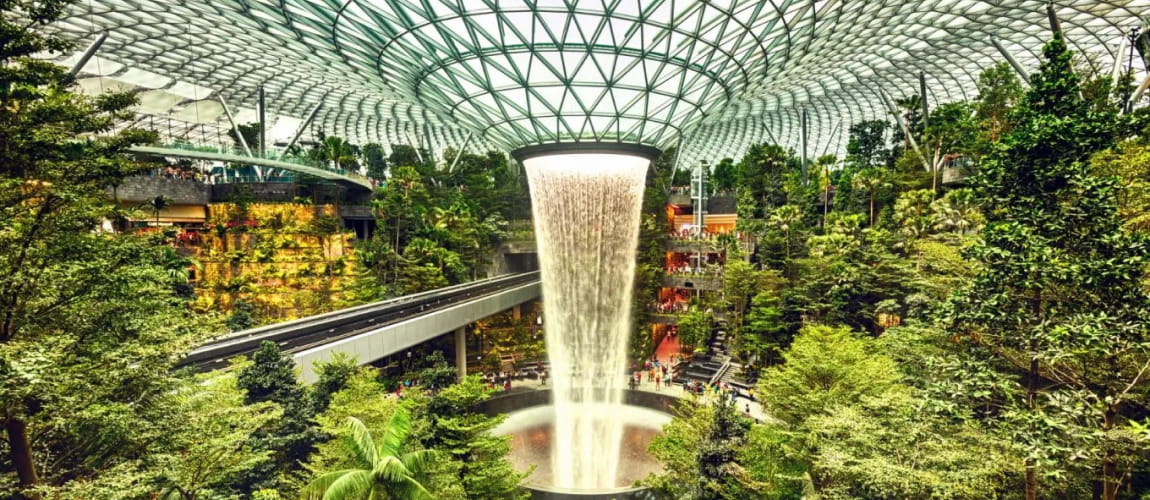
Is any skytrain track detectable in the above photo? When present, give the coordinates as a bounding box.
[178,271,540,372]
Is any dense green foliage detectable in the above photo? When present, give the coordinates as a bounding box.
[648,30,1150,500]
[6,3,1150,499]
[0,5,530,498]
[346,149,529,302]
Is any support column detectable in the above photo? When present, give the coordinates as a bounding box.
[799,108,809,183]
[512,304,522,321]
[919,71,929,124]
[990,36,1030,84]
[257,85,267,156]
[68,32,108,78]
[454,326,467,381]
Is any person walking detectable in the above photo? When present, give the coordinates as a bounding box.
[654,374,661,391]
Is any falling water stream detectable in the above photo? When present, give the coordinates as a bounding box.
[523,153,648,490]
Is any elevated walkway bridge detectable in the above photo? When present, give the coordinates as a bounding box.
[128,143,375,192]
[178,272,540,383]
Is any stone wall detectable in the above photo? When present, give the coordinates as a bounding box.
[662,274,723,291]
[110,176,210,205]
[111,175,372,205]
[706,195,736,214]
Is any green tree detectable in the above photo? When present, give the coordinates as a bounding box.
[736,144,791,218]
[767,204,803,262]
[416,352,457,391]
[974,62,1024,151]
[953,32,1150,500]
[711,157,737,191]
[892,189,934,241]
[1090,125,1150,233]
[372,165,433,293]
[420,376,528,500]
[851,168,890,226]
[302,412,435,500]
[0,3,207,497]
[644,399,767,499]
[154,374,280,500]
[319,136,359,171]
[921,101,977,191]
[740,290,790,368]
[723,261,782,332]
[236,342,323,490]
[844,120,890,169]
[362,143,388,180]
[311,354,359,414]
[794,217,916,333]
[227,299,259,331]
[757,325,899,424]
[677,310,714,352]
[144,195,171,225]
[804,390,1021,499]
[929,188,983,236]
[388,145,431,173]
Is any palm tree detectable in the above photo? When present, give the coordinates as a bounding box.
[768,204,803,261]
[303,410,435,500]
[815,155,837,228]
[145,195,171,226]
[851,168,888,226]
[930,188,983,235]
[893,189,934,240]
[320,136,358,171]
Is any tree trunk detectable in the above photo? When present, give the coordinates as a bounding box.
[822,184,829,228]
[931,146,941,193]
[869,192,876,226]
[1025,355,1039,500]
[1101,408,1119,500]
[5,417,41,500]
[393,214,402,295]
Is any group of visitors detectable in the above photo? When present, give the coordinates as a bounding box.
[654,301,689,313]
[481,364,547,393]
[630,357,679,391]
[151,165,204,181]
[665,263,723,275]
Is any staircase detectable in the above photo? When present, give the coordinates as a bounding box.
[676,328,732,384]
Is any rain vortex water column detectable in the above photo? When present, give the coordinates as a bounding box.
[518,145,656,490]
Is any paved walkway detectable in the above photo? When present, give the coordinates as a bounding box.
[653,334,681,365]
[496,374,775,423]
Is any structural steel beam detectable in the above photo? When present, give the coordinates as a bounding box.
[990,36,1031,84]
[820,120,842,158]
[800,108,809,183]
[879,88,931,172]
[1129,74,1150,113]
[257,85,267,156]
[759,119,781,147]
[217,96,254,157]
[1111,35,1129,88]
[68,32,108,78]
[284,103,322,155]
[448,130,475,172]
[919,72,929,124]
[1046,2,1063,35]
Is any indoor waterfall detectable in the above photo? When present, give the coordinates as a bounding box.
[523,152,649,490]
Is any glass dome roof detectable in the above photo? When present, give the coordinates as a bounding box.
[50,0,1149,163]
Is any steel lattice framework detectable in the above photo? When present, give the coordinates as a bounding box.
[49,0,1149,164]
